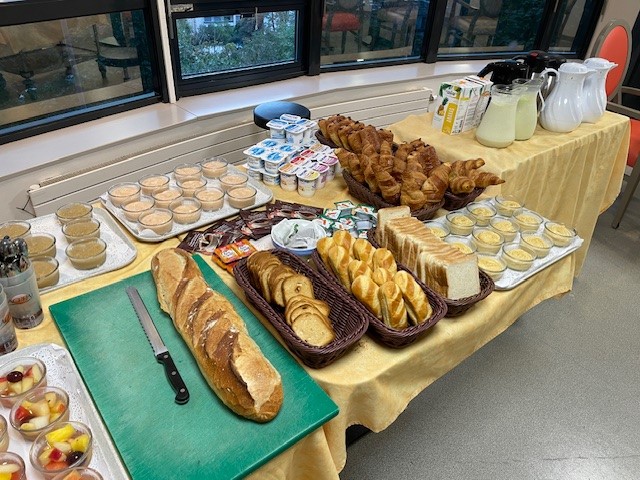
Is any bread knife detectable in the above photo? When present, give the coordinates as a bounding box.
[126,286,189,405]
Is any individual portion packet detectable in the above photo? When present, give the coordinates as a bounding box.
[239,209,284,240]
[266,200,323,221]
[212,239,257,273]
[178,218,247,255]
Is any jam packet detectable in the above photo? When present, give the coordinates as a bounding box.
[267,200,323,221]
[239,210,284,240]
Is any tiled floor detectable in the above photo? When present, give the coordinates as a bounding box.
[341,188,640,479]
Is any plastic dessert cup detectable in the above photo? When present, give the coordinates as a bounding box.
[493,194,523,217]
[52,467,104,480]
[472,228,504,254]
[177,178,207,198]
[138,209,174,235]
[0,357,47,408]
[466,202,497,226]
[138,174,170,196]
[0,221,31,240]
[169,198,202,224]
[227,186,257,209]
[10,386,70,441]
[56,203,93,226]
[62,219,101,243]
[173,163,202,183]
[477,254,508,281]
[424,221,450,239]
[513,208,543,232]
[201,157,228,179]
[0,416,8,452]
[445,212,476,236]
[0,451,26,479]
[65,238,107,270]
[219,173,248,193]
[107,183,141,208]
[194,187,224,212]
[521,232,553,258]
[121,197,155,222]
[543,221,577,247]
[444,235,477,255]
[30,421,93,480]
[502,242,536,271]
[152,186,183,209]
[26,233,56,258]
[489,216,520,242]
[32,257,60,289]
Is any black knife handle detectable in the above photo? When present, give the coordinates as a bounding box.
[156,352,190,405]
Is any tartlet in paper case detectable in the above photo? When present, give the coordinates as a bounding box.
[271,219,327,256]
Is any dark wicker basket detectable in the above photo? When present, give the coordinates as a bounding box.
[366,229,495,317]
[342,170,444,221]
[315,131,339,149]
[310,252,448,348]
[443,188,485,211]
[233,249,368,368]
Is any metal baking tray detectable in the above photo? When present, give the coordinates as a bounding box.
[28,208,138,294]
[100,166,273,243]
[0,343,129,479]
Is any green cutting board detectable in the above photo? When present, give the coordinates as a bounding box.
[49,255,338,480]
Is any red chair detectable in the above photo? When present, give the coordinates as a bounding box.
[322,0,364,54]
[590,20,638,228]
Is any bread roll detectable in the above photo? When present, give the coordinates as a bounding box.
[351,275,382,319]
[328,245,352,293]
[372,248,397,275]
[348,259,373,285]
[352,238,376,267]
[372,268,394,286]
[378,281,408,330]
[315,237,334,268]
[394,270,432,325]
[332,230,354,252]
[151,248,283,422]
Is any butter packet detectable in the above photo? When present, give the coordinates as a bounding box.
[335,200,356,216]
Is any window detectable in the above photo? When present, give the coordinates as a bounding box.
[0,0,164,145]
[170,1,307,97]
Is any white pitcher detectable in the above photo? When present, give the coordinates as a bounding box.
[539,62,593,133]
[581,57,617,123]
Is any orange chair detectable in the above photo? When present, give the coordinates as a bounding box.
[590,20,638,228]
[322,0,364,54]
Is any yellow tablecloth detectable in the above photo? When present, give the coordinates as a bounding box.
[389,111,630,276]
[12,112,628,479]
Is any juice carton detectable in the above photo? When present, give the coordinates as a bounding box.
[432,79,480,135]
[464,75,493,130]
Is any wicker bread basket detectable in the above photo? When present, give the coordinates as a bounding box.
[342,170,444,221]
[234,249,368,368]
[443,188,485,211]
[310,251,448,348]
[366,229,494,317]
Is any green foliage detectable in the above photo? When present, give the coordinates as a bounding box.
[177,12,296,77]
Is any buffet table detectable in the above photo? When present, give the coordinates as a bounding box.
[11,111,629,479]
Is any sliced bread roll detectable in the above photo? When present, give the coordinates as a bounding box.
[378,281,408,330]
[394,270,432,325]
[351,275,382,319]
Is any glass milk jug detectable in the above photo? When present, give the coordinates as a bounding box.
[513,77,544,141]
[581,57,617,123]
[475,84,524,148]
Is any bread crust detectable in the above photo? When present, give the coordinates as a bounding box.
[151,248,283,422]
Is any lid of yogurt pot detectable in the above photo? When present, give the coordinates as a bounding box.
[279,163,298,174]
[280,113,301,123]
[244,146,268,157]
[263,151,286,163]
[266,119,288,129]
[284,124,306,134]
[297,169,320,181]
[257,139,284,149]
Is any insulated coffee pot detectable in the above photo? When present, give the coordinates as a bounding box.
[477,60,529,85]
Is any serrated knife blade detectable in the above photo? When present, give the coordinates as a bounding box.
[126,286,189,405]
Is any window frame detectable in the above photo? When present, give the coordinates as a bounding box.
[0,0,168,145]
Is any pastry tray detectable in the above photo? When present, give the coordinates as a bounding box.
[0,343,129,479]
[426,200,583,291]
[29,209,138,294]
[100,166,273,243]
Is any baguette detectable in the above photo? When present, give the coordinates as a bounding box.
[151,248,283,423]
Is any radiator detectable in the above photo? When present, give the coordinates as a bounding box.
[28,86,432,216]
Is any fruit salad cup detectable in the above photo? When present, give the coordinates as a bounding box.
[30,421,93,479]
[0,416,8,452]
[0,357,47,408]
[51,467,104,480]
[10,386,70,440]
[0,451,26,480]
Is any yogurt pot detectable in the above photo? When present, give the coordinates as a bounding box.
[290,156,310,168]
[278,143,299,160]
[280,113,301,123]
[279,163,298,192]
[320,155,339,181]
[257,139,283,150]
[285,124,306,145]
[244,146,267,170]
[297,169,320,198]
[262,151,286,175]
[262,171,280,187]
[303,120,318,142]
[266,119,288,139]
[245,168,263,182]
[312,163,330,189]
[201,157,228,179]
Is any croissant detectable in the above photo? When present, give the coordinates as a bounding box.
[421,163,451,203]
[363,158,380,193]
[348,130,364,153]
[360,126,382,153]
[318,118,329,137]
[449,175,476,194]
[469,170,505,187]
[327,122,342,147]
[375,170,401,204]
[400,188,428,211]
[348,153,365,183]
[338,125,353,149]
[378,128,394,144]
[392,157,407,179]
[395,143,412,161]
